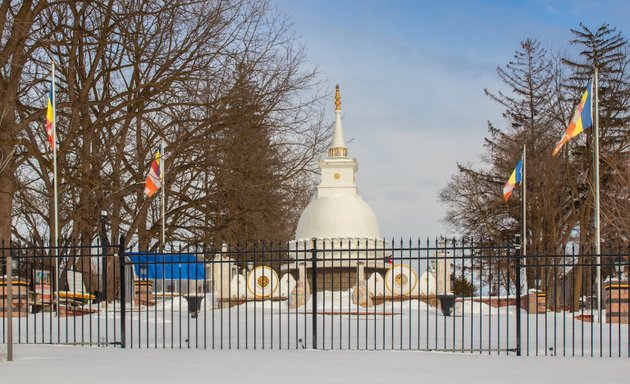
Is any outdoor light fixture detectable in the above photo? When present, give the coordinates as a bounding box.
[535,276,541,290]
[614,255,625,278]
[140,264,148,279]
[11,258,18,275]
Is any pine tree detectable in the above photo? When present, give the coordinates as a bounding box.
[441,39,575,292]
[561,23,630,307]
[210,68,292,246]
[562,23,630,242]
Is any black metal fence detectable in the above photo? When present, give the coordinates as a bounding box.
[1,238,629,357]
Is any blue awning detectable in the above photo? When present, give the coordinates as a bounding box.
[127,253,205,280]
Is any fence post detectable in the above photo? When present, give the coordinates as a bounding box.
[514,234,522,357]
[6,240,13,361]
[99,213,109,302]
[118,235,126,348]
[310,238,318,350]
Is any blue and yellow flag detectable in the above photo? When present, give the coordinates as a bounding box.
[503,158,523,202]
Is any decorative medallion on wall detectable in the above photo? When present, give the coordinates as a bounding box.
[385,264,417,297]
[247,266,279,299]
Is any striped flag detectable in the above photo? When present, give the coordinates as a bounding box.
[144,146,162,197]
[45,74,55,150]
[503,158,523,202]
[552,79,593,156]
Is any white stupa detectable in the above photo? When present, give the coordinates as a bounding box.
[287,85,387,288]
[295,85,381,240]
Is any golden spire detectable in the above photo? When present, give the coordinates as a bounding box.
[328,83,347,157]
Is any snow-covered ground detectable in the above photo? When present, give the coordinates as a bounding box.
[1,344,628,384]
[1,290,628,383]
[3,291,628,356]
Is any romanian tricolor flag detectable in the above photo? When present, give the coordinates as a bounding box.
[503,158,523,202]
[45,77,55,150]
[552,79,593,156]
[144,146,162,198]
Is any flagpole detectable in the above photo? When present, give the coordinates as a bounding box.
[593,68,601,321]
[52,60,60,316]
[161,139,166,252]
[522,144,528,290]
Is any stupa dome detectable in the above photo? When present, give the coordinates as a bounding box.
[295,195,380,240]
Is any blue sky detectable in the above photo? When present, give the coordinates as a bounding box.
[276,0,630,238]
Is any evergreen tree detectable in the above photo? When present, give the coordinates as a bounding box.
[441,24,630,308]
[441,39,573,291]
[561,24,630,306]
[210,67,293,246]
[441,39,573,246]
[562,23,630,243]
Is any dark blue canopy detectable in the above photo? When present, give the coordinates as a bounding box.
[127,253,205,280]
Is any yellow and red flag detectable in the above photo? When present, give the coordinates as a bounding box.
[45,79,55,150]
[552,79,593,156]
[144,146,162,197]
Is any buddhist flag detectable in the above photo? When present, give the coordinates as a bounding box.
[552,79,593,156]
[144,146,162,198]
[503,158,523,202]
[45,76,55,150]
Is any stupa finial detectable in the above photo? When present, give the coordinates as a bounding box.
[328,84,347,157]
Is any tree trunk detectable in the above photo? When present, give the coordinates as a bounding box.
[0,165,14,244]
[0,132,16,243]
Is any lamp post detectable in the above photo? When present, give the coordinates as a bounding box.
[99,210,109,302]
[137,264,149,308]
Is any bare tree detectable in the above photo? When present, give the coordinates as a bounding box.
[8,0,327,249]
[0,1,70,244]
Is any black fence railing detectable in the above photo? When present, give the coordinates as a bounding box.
[1,238,628,357]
